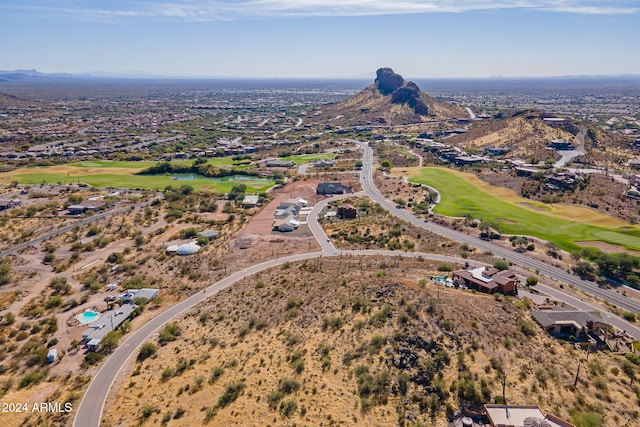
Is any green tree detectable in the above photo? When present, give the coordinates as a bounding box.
[101,330,123,353]
[228,184,247,201]
[572,261,595,280]
[493,260,509,271]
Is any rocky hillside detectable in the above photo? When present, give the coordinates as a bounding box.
[321,68,468,126]
[447,111,579,161]
[0,92,32,108]
[103,257,639,427]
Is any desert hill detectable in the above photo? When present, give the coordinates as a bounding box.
[0,92,32,108]
[103,257,638,426]
[447,110,580,161]
[322,68,468,126]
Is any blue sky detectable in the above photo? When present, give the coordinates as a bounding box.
[1,1,639,78]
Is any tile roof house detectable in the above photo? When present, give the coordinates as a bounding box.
[453,266,517,295]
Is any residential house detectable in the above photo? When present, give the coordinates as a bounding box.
[515,167,542,177]
[316,182,353,195]
[314,159,335,168]
[274,202,301,219]
[530,309,611,349]
[453,155,484,166]
[67,200,106,215]
[273,216,299,232]
[453,266,517,295]
[198,230,219,240]
[484,404,575,427]
[119,288,160,304]
[82,303,137,350]
[265,159,295,168]
[545,172,576,190]
[484,146,512,156]
[337,204,357,219]
[548,139,575,150]
[628,159,640,170]
[242,195,260,206]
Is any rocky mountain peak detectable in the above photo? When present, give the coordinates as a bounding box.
[375,68,428,115]
[375,68,405,95]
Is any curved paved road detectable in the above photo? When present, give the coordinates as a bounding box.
[357,140,640,316]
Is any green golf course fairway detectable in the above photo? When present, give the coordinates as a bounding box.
[68,158,237,169]
[403,167,640,253]
[0,158,275,193]
[279,153,336,163]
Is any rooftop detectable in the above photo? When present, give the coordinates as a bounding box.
[484,405,575,427]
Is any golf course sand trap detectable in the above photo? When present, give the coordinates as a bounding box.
[577,241,640,256]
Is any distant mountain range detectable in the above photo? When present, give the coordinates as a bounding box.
[2,69,638,83]
[0,69,96,82]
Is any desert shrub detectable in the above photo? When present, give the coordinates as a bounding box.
[369,334,387,353]
[493,260,509,271]
[268,390,284,409]
[158,322,181,345]
[280,399,297,417]
[217,381,245,408]
[18,372,45,388]
[161,367,175,381]
[84,352,105,365]
[49,277,72,295]
[518,319,537,337]
[278,378,301,395]
[137,342,157,362]
[208,366,225,384]
[100,330,122,353]
[570,411,602,427]
[436,262,454,272]
[140,404,158,420]
[322,315,344,331]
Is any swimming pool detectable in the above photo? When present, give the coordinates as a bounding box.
[78,310,100,324]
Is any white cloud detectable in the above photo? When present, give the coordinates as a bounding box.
[7,0,639,21]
